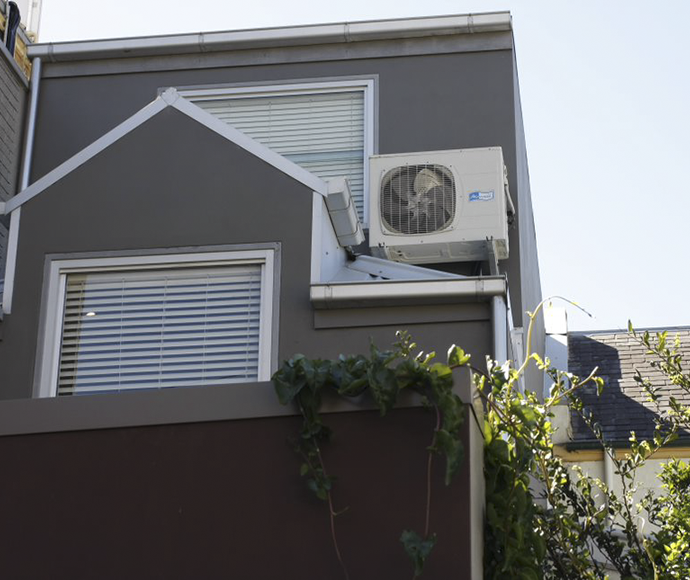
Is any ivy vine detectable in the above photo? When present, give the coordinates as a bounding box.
[272,331,468,578]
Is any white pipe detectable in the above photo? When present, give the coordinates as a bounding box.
[492,295,508,363]
[3,56,40,315]
[20,56,41,189]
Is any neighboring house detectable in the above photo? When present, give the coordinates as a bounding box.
[550,320,690,519]
[0,0,30,300]
[0,12,542,578]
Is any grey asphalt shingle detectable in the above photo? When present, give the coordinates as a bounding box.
[567,327,690,445]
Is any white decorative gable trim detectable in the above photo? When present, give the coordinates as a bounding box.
[3,88,328,215]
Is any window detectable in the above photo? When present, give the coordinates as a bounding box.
[181,79,375,224]
[36,249,276,397]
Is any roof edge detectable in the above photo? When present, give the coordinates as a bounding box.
[4,88,327,214]
[570,325,690,336]
[28,12,512,62]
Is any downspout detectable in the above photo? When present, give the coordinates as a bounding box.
[21,57,41,190]
[3,56,41,315]
[492,295,507,363]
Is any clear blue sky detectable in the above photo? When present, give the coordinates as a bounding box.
[36,0,690,332]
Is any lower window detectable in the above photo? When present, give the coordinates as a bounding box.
[36,249,276,396]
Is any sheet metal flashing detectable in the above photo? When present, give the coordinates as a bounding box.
[311,275,506,309]
[341,255,463,281]
[28,12,512,62]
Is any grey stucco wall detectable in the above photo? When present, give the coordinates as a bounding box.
[29,42,526,318]
[0,106,493,399]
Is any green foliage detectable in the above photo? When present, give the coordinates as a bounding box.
[273,303,690,579]
[400,529,437,578]
[482,304,690,579]
[272,332,468,578]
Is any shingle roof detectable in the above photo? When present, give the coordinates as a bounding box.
[567,328,690,445]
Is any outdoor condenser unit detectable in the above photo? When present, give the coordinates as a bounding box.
[368,147,513,264]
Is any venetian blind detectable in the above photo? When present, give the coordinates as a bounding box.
[57,264,262,395]
[195,91,366,220]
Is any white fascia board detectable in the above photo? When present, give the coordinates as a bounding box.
[3,89,327,215]
[311,276,506,308]
[27,13,512,61]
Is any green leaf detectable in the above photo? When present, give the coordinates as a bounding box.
[430,362,453,378]
[447,344,471,367]
[273,375,306,405]
[400,530,437,577]
[430,428,465,485]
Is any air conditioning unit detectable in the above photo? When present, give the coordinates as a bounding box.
[369,147,513,264]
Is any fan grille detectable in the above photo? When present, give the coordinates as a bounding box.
[380,164,456,235]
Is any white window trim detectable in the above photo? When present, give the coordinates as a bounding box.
[35,249,276,398]
[179,79,376,226]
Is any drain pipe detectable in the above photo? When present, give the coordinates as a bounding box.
[492,295,507,363]
[3,56,41,315]
[20,57,41,190]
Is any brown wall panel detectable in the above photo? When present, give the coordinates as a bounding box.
[0,407,475,579]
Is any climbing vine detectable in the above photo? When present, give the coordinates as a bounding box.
[272,332,468,578]
[273,301,690,579]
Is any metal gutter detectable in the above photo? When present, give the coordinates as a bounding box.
[564,437,690,452]
[27,12,512,62]
[311,276,506,309]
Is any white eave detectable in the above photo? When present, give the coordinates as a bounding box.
[3,88,328,214]
[28,12,512,62]
[311,276,506,309]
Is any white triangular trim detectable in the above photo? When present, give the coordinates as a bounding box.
[4,88,328,214]
[169,91,328,194]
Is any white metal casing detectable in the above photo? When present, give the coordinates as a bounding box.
[368,147,510,264]
[325,177,365,247]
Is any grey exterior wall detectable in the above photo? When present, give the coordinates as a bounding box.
[0,31,539,398]
[0,107,493,399]
[29,36,527,316]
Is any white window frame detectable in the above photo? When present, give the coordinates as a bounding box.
[179,79,376,226]
[35,249,276,398]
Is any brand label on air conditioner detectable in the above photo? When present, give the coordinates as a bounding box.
[469,190,495,202]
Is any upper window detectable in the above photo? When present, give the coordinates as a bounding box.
[181,79,375,224]
[36,249,276,397]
